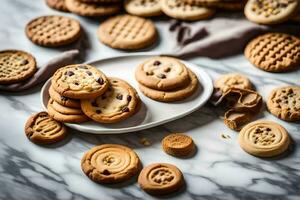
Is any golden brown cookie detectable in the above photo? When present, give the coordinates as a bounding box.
[161,0,215,21]
[214,73,253,93]
[138,163,184,195]
[124,0,162,17]
[81,77,139,123]
[239,120,290,157]
[49,86,81,108]
[81,144,141,184]
[25,112,67,145]
[45,0,69,12]
[47,99,89,123]
[51,99,84,115]
[244,0,299,25]
[267,86,300,121]
[0,50,36,84]
[245,33,300,72]
[51,64,109,99]
[65,0,121,17]
[183,0,246,10]
[162,133,195,157]
[97,15,157,50]
[26,15,81,47]
[135,57,190,90]
[139,69,198,102]
[80,0,121,3]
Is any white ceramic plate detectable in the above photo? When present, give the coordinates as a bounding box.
[41,54,213,134]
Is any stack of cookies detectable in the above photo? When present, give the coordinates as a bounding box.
[135,56,199,102]
[48,64,141,124]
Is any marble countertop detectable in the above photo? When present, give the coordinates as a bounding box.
[0,1,300,200]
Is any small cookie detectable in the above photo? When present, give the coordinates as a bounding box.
[45,0,69,12]
[214,73,253,93]
[139,69,198,102]
[51,64,109,99]
[65,0,121,17]
[25,112,67,144]
[81,77,139,123]
[138,163,184,195]
[245,33,300,72]
[161,0,215,21]
[49,86,81,108]
[97,15,157,50]
[48,99,89,123]
[124,0,162,17]
[25,15,81,47]
[267,86,300,121]
[244,0,299,25]
[0,50,36,84]
[136,57,190,90]
[81,144,141,184]
[183,0,246,10]
[239,120,290,157]
[162,133,195,157]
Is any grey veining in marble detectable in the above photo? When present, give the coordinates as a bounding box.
[0,0,300,200]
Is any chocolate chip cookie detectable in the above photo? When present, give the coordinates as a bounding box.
[49,86,81,108]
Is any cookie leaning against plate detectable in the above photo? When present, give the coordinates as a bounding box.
[138,163,184,195]
[161,0,215,21]
[124,0,162,17]
[239,120,290,157]
[97,15,157,50]
[267,86,300,121]
[244,0,299,25]
[45,0,69,12]
[139,69,198,102]
[26,15,81,47]
[136,57,190,90]
[81,144,141,184]
[65,0,121,17]
[25,112,67,145]
[0,50,36,84]
[214,73,253,93]
[81,77,139,123]
[244,33,300,72]
[51,64,109,99]
[49,86,81,108]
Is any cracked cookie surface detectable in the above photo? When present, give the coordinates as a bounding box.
[214,73,252,93]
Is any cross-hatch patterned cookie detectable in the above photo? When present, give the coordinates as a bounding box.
[26,15,81,47]
[46,0,69,12]
[98,15,157,50]
[245,33,300,72]
[124,0,162,17]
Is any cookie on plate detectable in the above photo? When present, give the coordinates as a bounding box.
[244,33,300,72]
[135,57,190,90]
[183,0,246,10]
[124,0,162,17]
[25,15,81,47]
[65,0,121,17]
[138,163,184,195]
[161,0,215,21]
[25,112,67,145]
[244,0,299,24]
[49,86,81,108]
[81,144,141,184]
[162,133,196,157]
[267,86,300,121]
[139,69,198,102]
[45,0,69,12]
[0,50,36,84]
[80,0,121,3]
[214,73,253,93]
[51,64,109,99]
[239,120,290,157]
[81,77,139,123]
[97,15,157,50]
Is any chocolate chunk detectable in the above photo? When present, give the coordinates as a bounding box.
[122,107,129,112]
[91,101,98,107]
[67,71,74,76]
[78,65,88,69]
[20,59,29,65]
[153,60,161,66]
[86,71,92,76]
[266,128,271,131]
[102,169,111,175]
[146,71,154,76]
[74,82,79,85]
[96,77,104,85]
[116,94,123,100]
[96,110,101,114]
[157,74,166,79]
[164,67,171,72]
[127,95,132,102]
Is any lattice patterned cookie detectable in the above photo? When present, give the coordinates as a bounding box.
[124,0,162,17]
[97,15,157,50]
[239,120,290,157]
[0,50,36,84]
[161,0,215,21]
[214,73,253,93]
[244,33,300,72]
[244,0,299,24]
[267,86,300,121]
[26,15,81,47]
[183,0,246,10]
[45,0,69,12]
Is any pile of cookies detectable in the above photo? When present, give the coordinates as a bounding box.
[135,56,199,102]
[47,64,141,124]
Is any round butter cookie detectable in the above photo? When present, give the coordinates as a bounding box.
[162,133,196,157]
[45,0,69,12]
[214,73,253,93]
[124,0,162,17]
[183,0,246,10]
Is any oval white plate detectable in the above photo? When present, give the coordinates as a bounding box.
[41,54,213,134]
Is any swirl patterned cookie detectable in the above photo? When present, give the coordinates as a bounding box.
[81,144,141,184]
[124,0,162,17]
[138,163,184,195]
[25,112,67,145]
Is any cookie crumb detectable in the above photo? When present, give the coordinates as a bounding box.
[221,134,231,139]
[140,137,151,146]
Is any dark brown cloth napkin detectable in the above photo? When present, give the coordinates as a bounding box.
[0,50,79,92]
